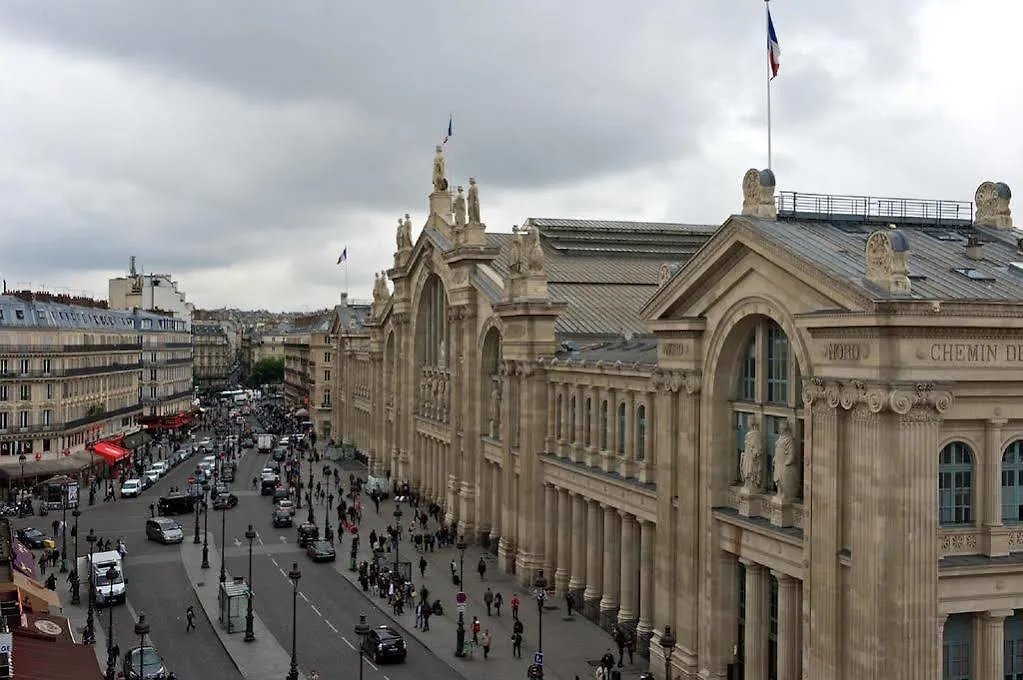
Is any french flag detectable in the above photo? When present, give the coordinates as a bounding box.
[443,115,453,144]
[767,8,781,79]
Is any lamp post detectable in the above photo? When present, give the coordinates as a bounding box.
[392,506,403,573]
[17,454,25,511]
[105,565,118,680]
[307,466,314,525]
[455,536,467,657]
[355,613,370,680]
[244,524,256,642]
[286,562,301,680]
[70,508,81,605]
[193,492,202,544]
[60,489,69,572]
[660,625,676,680]
[84,529,96,644]
[201,497,210,569]
[219,501,228,584]
[534,570,549,654]
[134,613,150,680]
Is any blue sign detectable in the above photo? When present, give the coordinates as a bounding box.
[534,652,544,665]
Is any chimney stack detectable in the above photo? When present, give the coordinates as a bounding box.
[129,255,137,276]
[966,235,985,261]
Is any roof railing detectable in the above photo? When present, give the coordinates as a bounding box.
[776,192,974,228]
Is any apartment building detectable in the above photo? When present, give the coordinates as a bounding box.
[282,314,333,434]
[108,257,194,330]
[192,323,231,389]
[0,292,186,478]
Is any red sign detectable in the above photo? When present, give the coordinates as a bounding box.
[63,449,70,457]
[188,476,196,485]
[34,452,41,461]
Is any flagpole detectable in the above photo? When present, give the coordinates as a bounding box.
[766,0,773,172]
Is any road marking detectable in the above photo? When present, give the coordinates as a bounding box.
[299,591,309,602]
[233,538,241,547]
[310,605,321,616]
[341,636,355,650]
[279,568,287,578]
[271,558,279,567]
[325,620,338,633]
[365,658,378,671]
[280,536,287,543]
[257,536,264,546]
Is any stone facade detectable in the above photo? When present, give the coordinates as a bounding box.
[192,323,231,388]
[333,154,1023,678]
[282,314,334,435]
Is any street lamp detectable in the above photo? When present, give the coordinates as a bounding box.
[193,492,202,544]
[60,489,69,573]
[455,536,467,657]
[286,562,301,680]
[355,613,370,680]
[70,508,81,605]
[201,497,210,569]
[219,500,228,584]
[17,454,25,508]
[307,466,314,525]
[660,625,676,680]
[534,570,549,654]
[244,524,256,643]
[134,613,150,680]
[105,565,118,680]
[392,506,403,573]
[84,529,97,645]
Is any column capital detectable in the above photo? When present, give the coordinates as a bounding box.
[618,508,635,521]
[988,418,1009,428]
[770,569,799,586]
[985,609,1015,620]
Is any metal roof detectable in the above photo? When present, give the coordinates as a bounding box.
[0,295,183,332]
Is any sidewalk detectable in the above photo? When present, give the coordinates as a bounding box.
[181,536,308,680]
[327,460,651,680]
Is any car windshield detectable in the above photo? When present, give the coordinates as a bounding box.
[378,630,401,641]
[23,529,41,538]
[313,541,331,550]
[129,647,163,668]
[95,568,121,586]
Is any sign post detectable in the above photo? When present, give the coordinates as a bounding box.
[455,591,467,613]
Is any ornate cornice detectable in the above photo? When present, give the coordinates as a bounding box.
[650,368,701,395]
[801,377,953,416]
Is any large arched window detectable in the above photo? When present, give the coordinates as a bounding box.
[617,402,626,454]
[555,394,563,440]
[942,614,972,680]
[415,275,450,368]
[938,442,973,526]
[733,318,803,495]
[600,400,608,450]
[1002,440,1023,523]
[635,404,646,461]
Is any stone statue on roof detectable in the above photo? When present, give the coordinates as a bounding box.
[453,185,467,229]
[402,214,413,248]
[396,217,406,251]
[432,145,448,193]
[467,177,481,224]
[527,227,545,272]
[508,225,523,275]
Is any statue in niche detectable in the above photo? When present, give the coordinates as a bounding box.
[773,422,800,503]
[453,185,467,229]
[527,227,545,272]
[489,376,502,437]
[467,177,481,224]
[438,338,447,366]
[508,226,523,274]
[432,145,448,192]
[740,418,764,491]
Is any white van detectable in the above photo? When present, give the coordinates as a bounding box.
[82,551,126,606]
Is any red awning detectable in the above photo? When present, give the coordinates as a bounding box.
[92,441,131,464]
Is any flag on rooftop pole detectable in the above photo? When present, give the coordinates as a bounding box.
[765,1,780,171]
[443,115,453,144]
[336,247,347,265]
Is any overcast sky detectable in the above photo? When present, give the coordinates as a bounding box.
[0,0,1017,311]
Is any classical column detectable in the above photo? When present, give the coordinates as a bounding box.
[743,561,769,680]
[490,464,502,549]
[599,504,621,628]
[621,391,636,477]
[617,512,638,625]
[774,572,802,680]
[583,499,604,619]
[498,362,516,568]
[636,519,655,651]
[935,614,948,680]
[543,484,557,579]
[555,488,572,594]
[568,493,587,598]
[986,419,1008,556]
[981,610,1013,679]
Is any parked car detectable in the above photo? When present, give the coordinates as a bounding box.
[306,539,336,563]
[296,522,319,548]
[146,518,184,544]
[16,527,55,550]
[212,493,238,510]
[271,447,286,462]
[272,507,293,528]
[143,469,161,485]
[151,461,169,477]
[120,479,143,498]
[123,645,169,680]
[361,626,407,664]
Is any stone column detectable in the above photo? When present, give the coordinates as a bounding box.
[543,484,557,580]
[617,512,638,626]
[774,572,802,680]
[604,389,617,474]
[980,610,1013,679]
[568,492,587,602]
[621,391,636,478]
[545,381,557,453]
[498,362,517,569]
[583,499,604,620]
[599,504,621,629]
[743,561,769,680]
[636,519,655,653]
[555,487,572,594]
[986,419,1008,556]
[936,614,948,680]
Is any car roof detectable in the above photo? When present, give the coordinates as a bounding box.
[151,517,177,527]
[375,626,401,638]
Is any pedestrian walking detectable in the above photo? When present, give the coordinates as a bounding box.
[484,587,494,616]
[511,594,520,619]
[481,629,492,659]
[419,555,427,578]
[511,631,523,658]
[477,556,486,581]
[186,605,196,632]
[471,616,481,646]
[565,591,575,616]
[494,592,503,616]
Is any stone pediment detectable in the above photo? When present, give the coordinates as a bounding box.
[642,216,874,324]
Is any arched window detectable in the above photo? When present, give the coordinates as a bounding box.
[570,396,577,443]
[600,400,608,450]
[617,402,626,454]
[938,442,973,526]
[584,398,592,447]
[555,394,563,440]
[1002,440,1023,524]
[635,404,646,461]
[733,319,802,494]
[942,614,973,680]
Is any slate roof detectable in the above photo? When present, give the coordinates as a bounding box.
[334,302,371,333]
[0,295,179,332]
[483,218,717,338]
[192,323,227,336]
[745,215,1023,302]
[553,336,660,366]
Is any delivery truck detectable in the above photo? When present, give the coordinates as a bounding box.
[257,434,274,453]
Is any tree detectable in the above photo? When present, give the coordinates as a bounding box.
[248,357,284,387]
